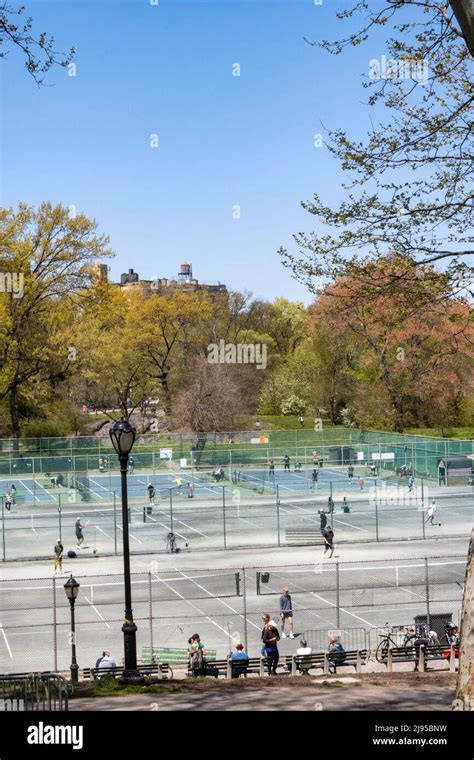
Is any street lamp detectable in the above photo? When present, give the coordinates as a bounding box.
[64,574,80,683]
[109,418,143,683]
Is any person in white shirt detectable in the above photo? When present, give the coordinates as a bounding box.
[426,499,437,525]
[296,639,312,656]
[295,638,313,674]
[97,651,117,678]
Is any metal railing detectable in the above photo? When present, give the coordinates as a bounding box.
[0,673,69,710]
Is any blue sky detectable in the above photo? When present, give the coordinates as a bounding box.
[1,0,391,303]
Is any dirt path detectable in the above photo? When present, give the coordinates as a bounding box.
[70,673,456,711]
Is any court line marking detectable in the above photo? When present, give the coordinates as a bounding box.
[18,479,41,502]
[87,478,110,501]
[279,503,371,534]
[263,575,376,627]
[152,572,239,644]
[152,507,210,539]
[173,568,262,634]
[32,479,57,502]
[116,524,142,544]
[0,625,13,658]
[95,525,113,540]
[78,588,111,628]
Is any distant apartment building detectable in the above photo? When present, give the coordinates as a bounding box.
[118,262,227,295]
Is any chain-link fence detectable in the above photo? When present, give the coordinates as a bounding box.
[0,555,465,674]
[0,427,471,483]
[0,482,472,561]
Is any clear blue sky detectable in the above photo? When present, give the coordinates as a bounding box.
[1,0,390,303]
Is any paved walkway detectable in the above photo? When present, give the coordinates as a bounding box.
[70,679,455,712]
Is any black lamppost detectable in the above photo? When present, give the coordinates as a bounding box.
[109,418,143,683]
[64,574,80,683]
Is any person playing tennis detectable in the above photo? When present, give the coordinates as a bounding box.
[75,517,87,548]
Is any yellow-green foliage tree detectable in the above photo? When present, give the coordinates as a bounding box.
[0,203,112,441]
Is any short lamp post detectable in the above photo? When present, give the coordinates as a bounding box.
[64,574,80,683]
[109,418,143,683]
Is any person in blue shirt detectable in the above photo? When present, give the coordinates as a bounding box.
[230,643,249,678]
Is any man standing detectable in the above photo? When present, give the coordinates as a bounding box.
[269,458,275,478]
[53,539,63,574]
[319,508,327,534]
[147,483,155,505]
[279,587,294,639]
[323,525,335,558]
[298,415,305,427]
[283,454,290,472]
[347,464,354,479]
[75,517,86,549]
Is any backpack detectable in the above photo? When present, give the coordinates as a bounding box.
[67,550,77,558]
[191,648,203,670]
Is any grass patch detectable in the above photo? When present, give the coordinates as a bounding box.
[369,680,387,686]
[69,677,184,699]
[317,680,344,687]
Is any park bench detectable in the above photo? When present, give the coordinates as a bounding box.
[141,646,217,666]
[380,644,457,673]
[285,528,322,545]
[283,649,369,675]
[82,662,166,681]
[187,655,288,679]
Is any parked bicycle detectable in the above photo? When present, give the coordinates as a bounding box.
[375,624,438,663]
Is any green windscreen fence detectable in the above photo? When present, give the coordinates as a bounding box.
[0,428,471,480]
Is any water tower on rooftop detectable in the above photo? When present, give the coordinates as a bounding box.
[178,261,193,284]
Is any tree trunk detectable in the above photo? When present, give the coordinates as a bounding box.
[455,530,473,710]
[9,378,20,451]
[450,0,474,56]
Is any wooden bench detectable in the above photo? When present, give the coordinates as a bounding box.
[285,528,322,545]
[285,650,369,675]
[381,644,458,673]
[82,662,168,681]
[141,646,217,666]
[188,656,288,679]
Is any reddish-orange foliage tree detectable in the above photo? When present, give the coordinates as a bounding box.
[310,255,473,431]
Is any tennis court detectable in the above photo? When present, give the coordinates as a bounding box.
[0,484,472,562]
[0,553,466,674]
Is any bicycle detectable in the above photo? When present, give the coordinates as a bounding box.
[375,626,418,662]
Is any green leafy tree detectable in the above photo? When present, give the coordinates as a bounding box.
[280,0,473,294]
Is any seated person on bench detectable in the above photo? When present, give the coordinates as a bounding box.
[327,635,346,672]
[295,639,313,673]
[230,643,249,678]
